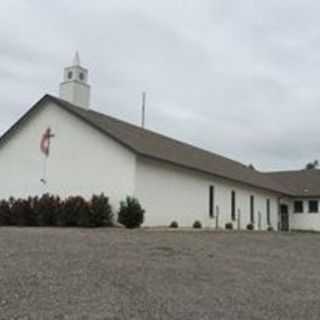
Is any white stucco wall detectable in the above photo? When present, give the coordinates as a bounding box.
[0,102,136,211]
[286,199,320,231]
[135,157,279,229]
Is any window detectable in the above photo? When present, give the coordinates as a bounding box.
[79,72,85,81]
[309,200,318,213]
[266,199,271,225]
[231,191,236,221]
[209,186,214,218]
[294,201,303,214]
[250,195,255,223]
[67,71,73,79]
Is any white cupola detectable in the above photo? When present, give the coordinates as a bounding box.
[59,52,90,109]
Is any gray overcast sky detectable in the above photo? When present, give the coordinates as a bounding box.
[1,0,320,171]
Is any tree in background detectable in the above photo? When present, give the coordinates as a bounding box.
[305,160,319,170]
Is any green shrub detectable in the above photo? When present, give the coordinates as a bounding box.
[193,220,202,229]
[58,196,90,227]
[118,197,145,229]
[267,225,274,232]
[76,200,92,227]
[247,223,254,231]
[225,222,233,230]
[90,194,113,227]
[33,194,61,226]
[0,194,115,228]
[0,200,11,226]
[169,221,179,228]
[11,198,35,226]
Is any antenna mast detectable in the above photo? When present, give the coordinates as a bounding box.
[141,91,146,128]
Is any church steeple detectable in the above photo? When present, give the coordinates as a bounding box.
[59,52,91,109]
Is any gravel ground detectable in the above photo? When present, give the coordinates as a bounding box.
[0,228,320,320]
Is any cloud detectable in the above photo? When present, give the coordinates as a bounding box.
[1,0,320,170]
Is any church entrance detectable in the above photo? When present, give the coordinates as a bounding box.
[280,204,289,231]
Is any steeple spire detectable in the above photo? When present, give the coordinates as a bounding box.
[73,51,80,66]
[59,53,91,109]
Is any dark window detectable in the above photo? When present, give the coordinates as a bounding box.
[309,200,318,213]
[209,186,214,218]
[231,191,236,221]
[294,201,303,213]
[68,71,73,79]
[79,72,85,81]
[250,195,255,223]
[266,199,271,225]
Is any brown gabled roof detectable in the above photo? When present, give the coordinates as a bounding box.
[0,94,294,195]
[265,170,320,197]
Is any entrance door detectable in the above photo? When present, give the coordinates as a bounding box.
[280,205,289,231]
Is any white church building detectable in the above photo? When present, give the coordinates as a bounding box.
[1,54,320,231]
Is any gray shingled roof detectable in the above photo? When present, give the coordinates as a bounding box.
[265,170,320,197]
[1,94,310,196]
[44,95,290,195]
